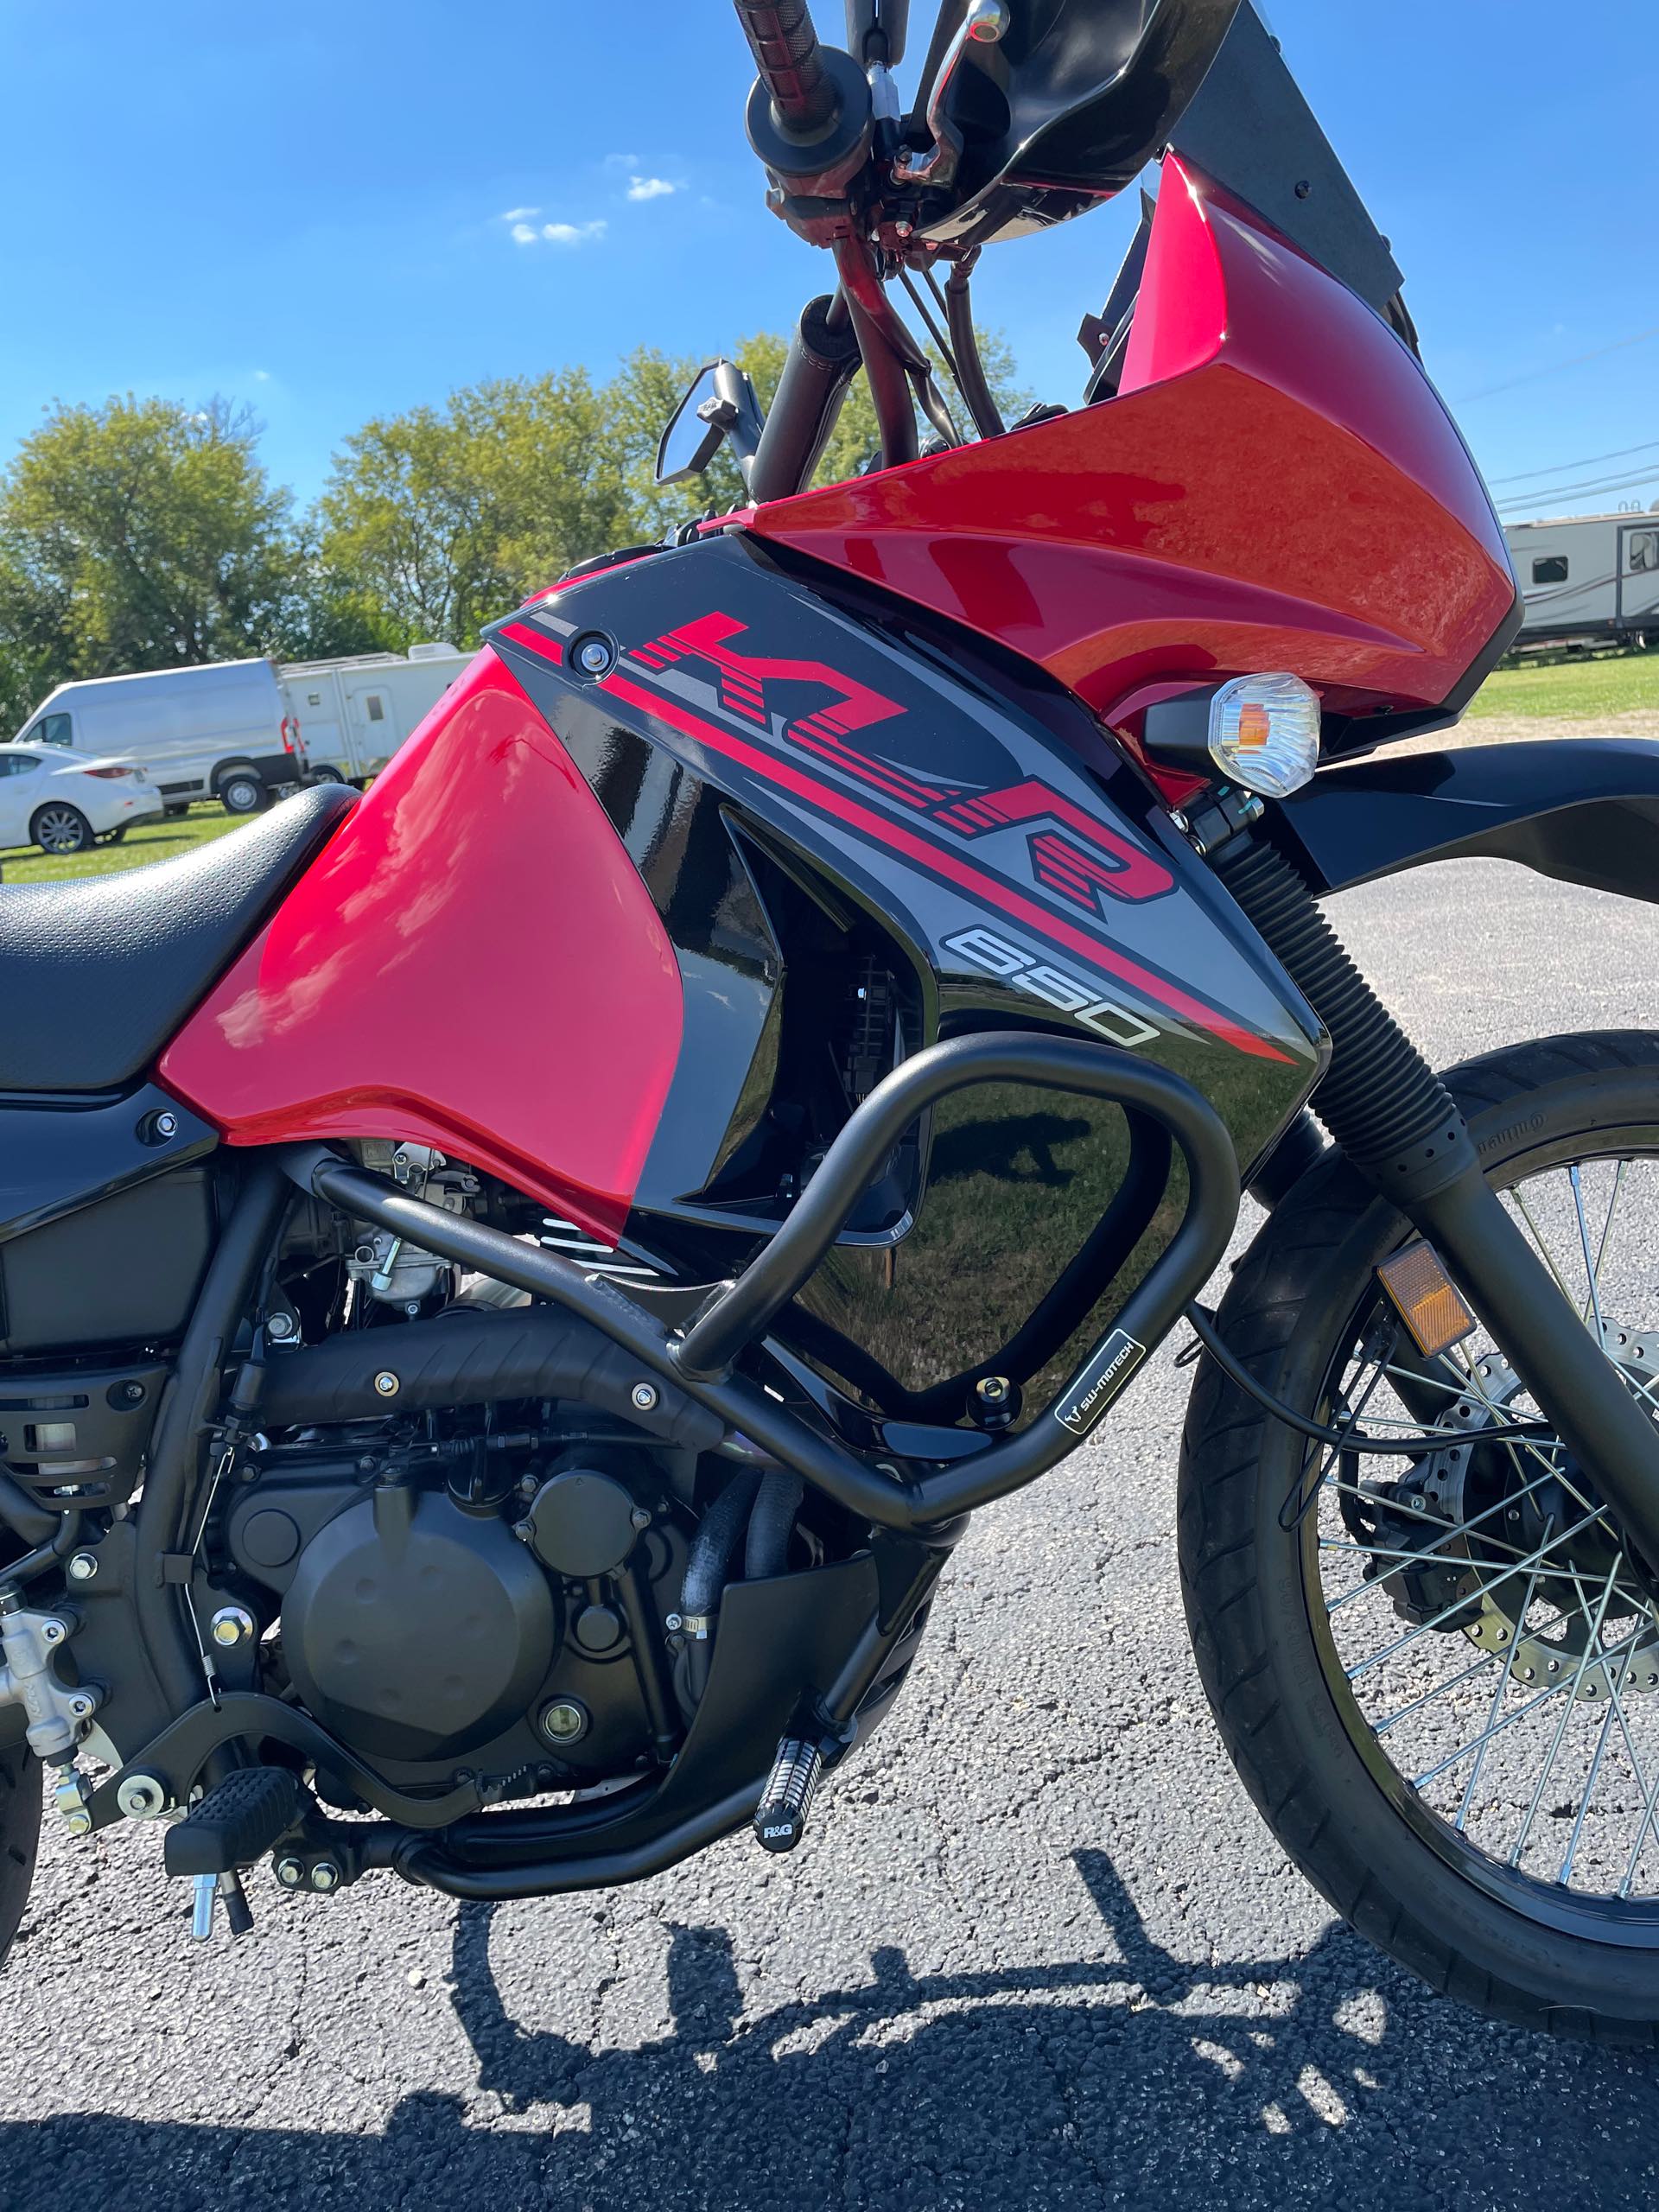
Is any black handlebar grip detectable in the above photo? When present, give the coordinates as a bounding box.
[733,0,836,135]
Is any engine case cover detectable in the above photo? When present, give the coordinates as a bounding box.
[281,1484,558,1762]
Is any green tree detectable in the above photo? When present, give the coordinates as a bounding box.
[314,370,633,650]
[0,394,296,726]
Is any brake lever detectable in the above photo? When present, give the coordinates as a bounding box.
[893,0,1008,188]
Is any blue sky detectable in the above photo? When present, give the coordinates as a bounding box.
[1,0,1654,524]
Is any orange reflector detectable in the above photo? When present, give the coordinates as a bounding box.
[1235,702,1273,751]
[1376,1242,1476,1358]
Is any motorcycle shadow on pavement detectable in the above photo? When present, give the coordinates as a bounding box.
[10,1846,1659,2209]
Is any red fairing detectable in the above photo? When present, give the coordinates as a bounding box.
[160,652,683,1240]
[745,158,1516,728]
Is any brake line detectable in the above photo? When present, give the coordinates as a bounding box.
[1182,1300,1554,1458]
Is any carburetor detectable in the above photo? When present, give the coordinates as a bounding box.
[346,1143,480,1313]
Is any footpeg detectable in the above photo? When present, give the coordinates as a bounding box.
[163,1767,304,1879]
[753,1736,823,1853]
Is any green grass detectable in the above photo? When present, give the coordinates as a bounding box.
[0,800,245,884]
[1467,652,1659,720]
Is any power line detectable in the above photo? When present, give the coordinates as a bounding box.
[1488,437,1659,486]
[1496,466,1659,512]
[1456,325,1659,405]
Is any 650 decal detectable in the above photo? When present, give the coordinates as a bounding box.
[943,925,1160,1049]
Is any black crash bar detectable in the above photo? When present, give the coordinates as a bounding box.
[283,1035,1240,1529]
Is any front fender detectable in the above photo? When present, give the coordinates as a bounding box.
[1274,739,1659,905]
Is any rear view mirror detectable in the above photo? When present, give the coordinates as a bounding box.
[655,359,766,488]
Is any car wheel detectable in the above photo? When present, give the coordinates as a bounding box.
[309,765,346,785]
[163,803,190,820]
[218,768,269,817]
[30,803,94,855]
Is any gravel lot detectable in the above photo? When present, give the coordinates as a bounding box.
[6,855,1659,2209]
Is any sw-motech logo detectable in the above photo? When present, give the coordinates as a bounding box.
[1054,1329,1147,1436]
[944,925,1160,1048]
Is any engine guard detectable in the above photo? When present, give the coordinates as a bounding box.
[1274,738,1659,905]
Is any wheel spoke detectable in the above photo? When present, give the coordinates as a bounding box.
[1507,1558,1625,1866]
[1456,1524,1552,1831]
[1347,1506,1605,1675]
[1570,1164,1606,1342]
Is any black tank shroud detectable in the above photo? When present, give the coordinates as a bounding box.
[488,533,1321,1406]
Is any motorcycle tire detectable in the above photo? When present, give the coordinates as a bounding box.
[1181,1030,1659,2044]
[0,1742,40,1970]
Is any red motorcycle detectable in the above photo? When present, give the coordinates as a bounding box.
[5,0,1659,2040]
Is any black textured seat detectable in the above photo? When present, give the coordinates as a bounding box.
[0,785,358,1093]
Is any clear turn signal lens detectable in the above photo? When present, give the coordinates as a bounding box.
[1207,672,1321,798]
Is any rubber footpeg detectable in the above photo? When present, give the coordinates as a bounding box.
[163,1767,305,1877]
[753,1737,823,1853]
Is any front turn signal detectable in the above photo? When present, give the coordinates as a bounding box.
[1206,672,1321,798]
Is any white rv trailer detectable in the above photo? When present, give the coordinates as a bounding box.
[277,644,471,785]
[1503,512,1659,649]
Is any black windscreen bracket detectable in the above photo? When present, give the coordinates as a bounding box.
[1169,2,1406,322]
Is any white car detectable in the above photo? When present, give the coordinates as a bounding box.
[0,742,166,857]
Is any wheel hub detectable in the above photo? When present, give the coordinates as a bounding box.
[1413,1338,1659,1704]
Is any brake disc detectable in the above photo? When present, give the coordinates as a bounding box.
[1417,1339,1659,1705]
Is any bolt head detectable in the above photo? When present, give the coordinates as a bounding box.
[576,635,614,677]
[63,1810,92,1838]
[975,1376,1009,1404]
[631,1381,659,1413]
[67,1552,99,1584]
[540,1700,588,1745]
[275,1857,304,1887]
[209,1606,255,1649]
[67,1694,95,1720]
[268,1312,296,1340]
[664,1611,683,1633]
[155,1111,179,1139]
[630,1505,652,1529]
[117,1773,168,1821]
[41,1619,65,1644]
[373,1370,400,1398]
[310,1861,341,1893]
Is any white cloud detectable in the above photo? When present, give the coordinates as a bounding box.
[510,222,540,245]
[626,175,677,202]
[499,205,541,222]
[541,219,607,246]
[252,368,271,382]
[602,152,639,174]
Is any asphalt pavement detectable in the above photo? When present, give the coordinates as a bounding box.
[5,855,1659,2209]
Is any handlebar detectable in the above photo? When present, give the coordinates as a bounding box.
[732,0,836,135]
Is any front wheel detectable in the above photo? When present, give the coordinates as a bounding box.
[1181,1032,1659,2044]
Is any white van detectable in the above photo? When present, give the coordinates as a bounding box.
[277,645,471,785]
[5,659,308,817]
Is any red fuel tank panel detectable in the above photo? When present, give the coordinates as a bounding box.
[161,652,683,1240]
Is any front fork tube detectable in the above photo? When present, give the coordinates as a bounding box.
[1218,828,1659,1579]
[1403,1168,1659,1576]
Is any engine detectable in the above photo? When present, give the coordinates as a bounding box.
[224,1409,696,1794]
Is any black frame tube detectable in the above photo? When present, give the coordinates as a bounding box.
[134,1160,290,1712]
[749,292,862,503]
[944,261,1004,440]
[288,1035,1239,1533]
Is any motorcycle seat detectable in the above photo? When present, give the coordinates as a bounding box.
[0,783,359,1094]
